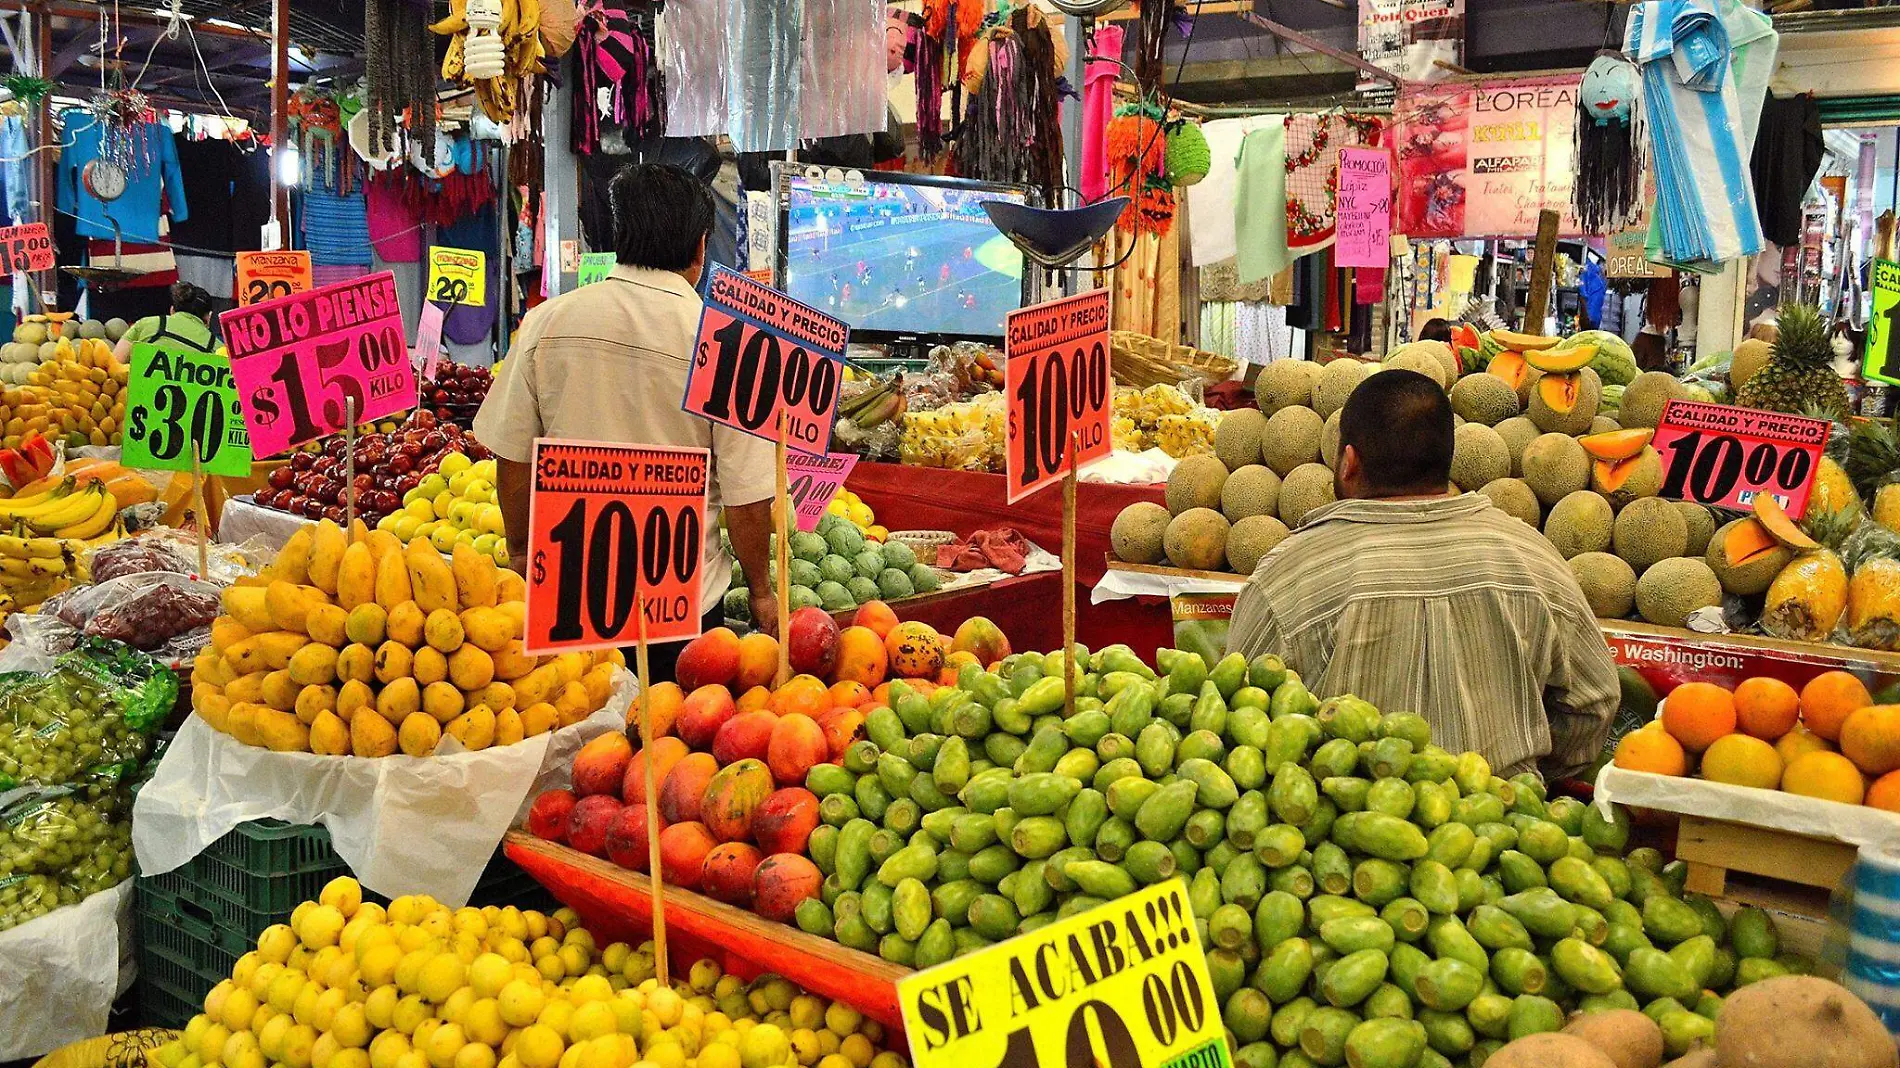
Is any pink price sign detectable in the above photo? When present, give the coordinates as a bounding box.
[221,271,416,458]
[1650,399,1829,520]
[1335,147,1392,269]
[786,451,859,532]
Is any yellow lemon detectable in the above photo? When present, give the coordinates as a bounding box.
[280,1025,318,1068]
[369,1033,412,1068]
[426,1022,467,1068]
[257,1014,294,1060]
[468,953,512,999]
[647,987,683,1029]
[360,944,404,988]
[454,1045,498,1068]
[419,953,469,1004]
[364,986,401,1031]
[567,1002,617,1043]
[332,1002,373,1048]
[568,974,613,1005]
[513,1026,564,1068]
[320,876,363,918]
[258,924,298,964]
[838,1035,872,1068]
[299,904,347,949]
[697,1045,740,1068]
[392,994,433,1035]
[739,1026,790,1068]
[464,998,507,1047]
[497,980,546,1028]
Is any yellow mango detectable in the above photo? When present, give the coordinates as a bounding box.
[225,671,269,706]
[459,607,512,653]
[422,681,465,724]
[336,643,376,685]
[412,646,449,686]
[336,542,377,611]
[377,677,421,724]
[552,653,589,688]
[305,604,349,648]
[491,640,537,681]
[424,609,465,654]
[310,710,351,756]
[446,705,496,751]
[222,586,276,634]
[373,641,415,685]
[365,529,402,565]
[266,581,328,634]
[398,712,441,757]
[254,631,308,671]
[386,602,425,647]
[519,702,557,737]
[307,519,348,596]
[581,663,617,709]
[493,707,524,747]
[288,643,339,687]
[261,670,300,712]
[553,681,591,727]
[345,603,387,647]
[274,524,316,586]
[226,702,262,745]
[210,618,254,655]
[513,664,560,707]
[448,646,495,692]
[406,540,458,614]
[496,569,525,603]
[336,679,374,723]
[294,684,338,726]
[351,707,397,757]
[196,692,231,732]
[451,544,498,609]
[374,548,412,608]
[197,653,237,689]
[255,707,312,753]
[467,681,515,714]
[495,601,525,638]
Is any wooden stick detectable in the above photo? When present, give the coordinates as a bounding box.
[775,413,791,685]
[191,441,209,578]
[343,396,358,532]
[634,589,668,986]
[1523,208,1561,334]
[1063,431,1078,718]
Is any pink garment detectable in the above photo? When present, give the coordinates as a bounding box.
[366,179,423,263]
[1080,24,1124,205]
[312,264,370,286]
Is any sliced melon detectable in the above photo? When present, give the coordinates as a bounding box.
[1492,330,1562,351]
[1579,428,1655,462]
[1524,343,1598,374]
[1536,371,1584,414]
[1723,516,1786,567]
[1751,492,1821,551]
[1593,455,1642,492]
[1489,351,1530,392]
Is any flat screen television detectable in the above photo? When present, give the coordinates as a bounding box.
[773,166,1033,345]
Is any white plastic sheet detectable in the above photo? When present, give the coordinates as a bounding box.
[133,674,634,906]
[0,880,133,1060]
[1078,448,1179,486]
[1092,567,1245,605]
[1594,765,1900,850]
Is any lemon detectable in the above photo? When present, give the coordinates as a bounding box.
[419,953,469,1004]
[224,1032,265,1068]
[740,1026,790,1068]
[466,953,511,998]
[536,999,575,1038]
[495,937,530,965]
[293,984,323,1028]
[312,1031,343,1068]
[529,937,560,960]
[647,987,683,1029]
[789,997,824,1031]
[697,1045,741,1068]
[398,926,436,953]
[413,1019,444,1055]
[311,987,348,1032]
[393,994,432,1035]
[454,907,490,939]
[426,1022,468,1068]
[360,944,404,988]
[609,997,642,1035]
[364,986,401,1030]
[820,1004,860,1039]
[497,980,546,1028]
[258,1013,294,1059]
[454,1045,498,1068]
[513,1025,564,1068]
[789,1029,821,1066]
[318,876,362,917]
[300,905,347,949]
[567,1001,617,1043]
[396,1051,433,1068]
[441,987,476,1025]
[250,961,286,1002]
[568,974,614,1005]
[557,944,590,978]
[523,911,549,941]
[280,1025,319,1068]
[258,924,298,964]
[369,1033,412,1068]
[325,949,361,990]
[535,955,566,983]
[643,1042,685,1068]
[464,998,507,1047]
[332,1050,371,1068]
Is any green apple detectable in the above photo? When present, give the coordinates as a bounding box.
[465,479,493,504]
[454,528,478,547]
[473,532,501,557]
[438,452,472,477]
[403,498,435,521]
[417,473,449,499]
[449,500,479,527]
[390,514,423,542]
[478,505,505,535]
[429,525,460,553]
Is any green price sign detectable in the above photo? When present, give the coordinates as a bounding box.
[1864,259,1900,386]
[122,341,255,476]
[577,252,614,287]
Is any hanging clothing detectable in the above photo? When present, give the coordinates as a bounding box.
[366,179,424,262]
[1750,93,1823,248]
[1110,225,1181,344]
[1,116,29,224]
[57,110,187,243]
[438,207,500,347]
[1080,24,1125,206]
[1627,0,1766,270]
[1200,260,1271,304]
[1283,113,1382,260]
[169,135,244,253]
[1187,115,1276,269]
[1721,0,1777,155]
[1234,120,1290,284]
[300,165,372,267]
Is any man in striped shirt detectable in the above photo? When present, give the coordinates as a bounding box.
[1227,369,1618,778]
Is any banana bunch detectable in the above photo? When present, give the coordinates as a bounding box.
[432,0,546,123]
[841,377,907,431]
[0,475,120,539]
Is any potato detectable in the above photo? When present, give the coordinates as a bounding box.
[1661,1052,1716,1068]
[1715,976,1898,1068]
[1486,1034,1620,1068]
[1563,1009,1665,1068]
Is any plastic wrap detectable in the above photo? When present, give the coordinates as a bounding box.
[798,0,887,139]
[0,642,177,791]
[727,0,805,152]
[13,573,222,662]
[0,785,133,935]
[661,0,728,137]
[84,527,270,586]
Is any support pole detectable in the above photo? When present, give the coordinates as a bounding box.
[269,0,291,240]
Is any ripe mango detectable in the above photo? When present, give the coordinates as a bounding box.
[398,712,442,756]
[337,680,374,723]
[447,705,496,751]
[307,519,348,596]
[222,586,275,634]
[351,706,397,757]
[448,646,495,691]
[451,543,498,609]
[374,548,412,608]
[260,670,300,712]
[344,604,387,647]
[377,677,421,724]
[304,604,349,647]
[387,602,425,647]
[425,609,465,654]
[288,643,339,687]
[273,525,315,585]
[412,646,449,686]
[310,710,350,755]
[520,702,557,737]
[422,681,465,724]
[255,707,312,753]
[494,707,525,746]
[460,607,512,653]
[336,643,375,685]
[336,542,376,610]
[294,684,338,726]
[406,540,457,614]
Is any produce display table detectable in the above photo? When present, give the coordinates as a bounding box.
[502,832,909,1029]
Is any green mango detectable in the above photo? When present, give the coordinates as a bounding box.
[1415,958,1485,1011]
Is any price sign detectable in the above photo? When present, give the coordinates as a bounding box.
[235,251,313,306]
[121,341,254,476]
[898,881,1229,1068]
[683,265,848,454]
[577,252,614,287]
[1005,289,1112,503]
[1865,260,1900,386]
[524,439,708,655]
[221,271,416,458]
[1652,399,1828,520]
[785,451,858,533]
[427,247,487,306]
[0,223,54,273]
[1334,147,1391,269]
[416,302,447,382]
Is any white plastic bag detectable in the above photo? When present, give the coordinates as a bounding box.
[0,880,133,1060]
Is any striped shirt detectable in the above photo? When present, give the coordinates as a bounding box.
[1225,492,1619,778]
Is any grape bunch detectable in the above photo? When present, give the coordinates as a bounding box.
[87,582,220,650]
[0,653,163,789]
[0,789,132,932]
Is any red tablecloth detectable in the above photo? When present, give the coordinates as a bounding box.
[844,462,1163,587]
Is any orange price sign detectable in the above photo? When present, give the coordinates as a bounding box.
[523,439,709,655]
[0,223,54,273]
[682,265,849,454]
[236,251,313,306]
[1004,289,1113,503]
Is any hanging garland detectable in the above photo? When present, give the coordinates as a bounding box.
[365,0,438,163]
[955,7,1065,207]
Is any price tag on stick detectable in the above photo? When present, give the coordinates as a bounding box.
[235,251,313,306]
[523,439,709,655]
[785,451,858,533]
[897,881,1230,1068]
[427,247,487,306]
[0,223,55,273]
[683,265,849,454]
[122,341,255,476]
[222,271,416,458]
[1866,259,1900,386]
[577,252,614,287]
[1651,399,1828,520]
[1005,289,1113,503]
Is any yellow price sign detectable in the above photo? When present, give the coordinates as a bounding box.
[897,882,1230,1068]
[427,246,487,307]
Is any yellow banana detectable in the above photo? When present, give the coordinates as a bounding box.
[0,478,72,517]
[84,517,126,549]
[22,484,106,533]
[429,0,469,35]
[53,490,117,541]
[0,554,65,579]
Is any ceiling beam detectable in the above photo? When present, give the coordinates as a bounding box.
[49,24,161,75]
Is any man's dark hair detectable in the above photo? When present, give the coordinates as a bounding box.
[1339,367,1453,492]
[610,163,714,272]
[1418,317,1453,342]
[170,282,213,320]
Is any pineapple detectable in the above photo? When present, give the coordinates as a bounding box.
[1762,504,1855,642]
[1735,303,1850,419]
[1844,524,1900,650]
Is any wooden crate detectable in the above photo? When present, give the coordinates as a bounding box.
[1675,814,1859,898]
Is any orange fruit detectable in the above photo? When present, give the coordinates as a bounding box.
[1613,725,1688,776]
[1799,671,1872,741]
[1733,677,1799,740]
[826,680,871,708]
[1660,682,1737,752]
[1780,750,1867,805]
[1774,724,1834,767]
[1699,733,1783,790]
[1839,705,1900,776]
[1869,771,1900,812]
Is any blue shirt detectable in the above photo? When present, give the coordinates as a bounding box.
[57,110,188,242]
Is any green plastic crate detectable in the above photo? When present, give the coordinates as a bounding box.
[137,876,254,961]
[134,968,202,1030]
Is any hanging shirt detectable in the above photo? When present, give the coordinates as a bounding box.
[1079,24,1125,206]
[1234,120,1290,285]
[57,110,187,242]
[1,116,29,224]
[1187,115,1276,268]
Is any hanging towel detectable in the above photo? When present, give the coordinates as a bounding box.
[1234,119,1289,284]
[1721,0,1777,154]
[1080,24,1124,206]
[1626,0,1763,271]
[1185,115,1271,266]
[1750,93,1823,247]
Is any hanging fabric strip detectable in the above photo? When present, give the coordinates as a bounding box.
[799,0,887,139]
[726,0,805,152]
[1233,119,1289,284]
[662,0,729,138]
[1080,24,1125,206]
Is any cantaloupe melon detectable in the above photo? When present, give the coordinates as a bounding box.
[1384,350,1449,389]
[1278,464,1337,527]
[1213,409,1267,472]
[1261,406,1324,476]
[1450,423,1510,491]
[1579,428,1654,462]
[1491,330,1563,351]
[1613,496,1688,575]
[1163,508,1232,571]
[1449,374,1520,426]
[1255,360,1318,415]
[1753,492,1821,551]
[1227,515,1291,575]
[1635,557,1723,626]
[1220,465,1282,522]
[1677,502,1715,557]
[1521,433,1592,505]
[1543,491,1614,559]
[1165,455,1228,515]
[1479,478,1542,527]
[1527,367,1601,435]
[1111,502,1171,564]
[1524,342,1597,374]
[1570,552,1637,619]
[1590,415,1622,435]
[1495,416,1541,477]
[1590,447,1664,510]
[1618,371,1687,429]
[1313,359,1373,418]
[1320,410,1343,469]
[1708,517,1793,595]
